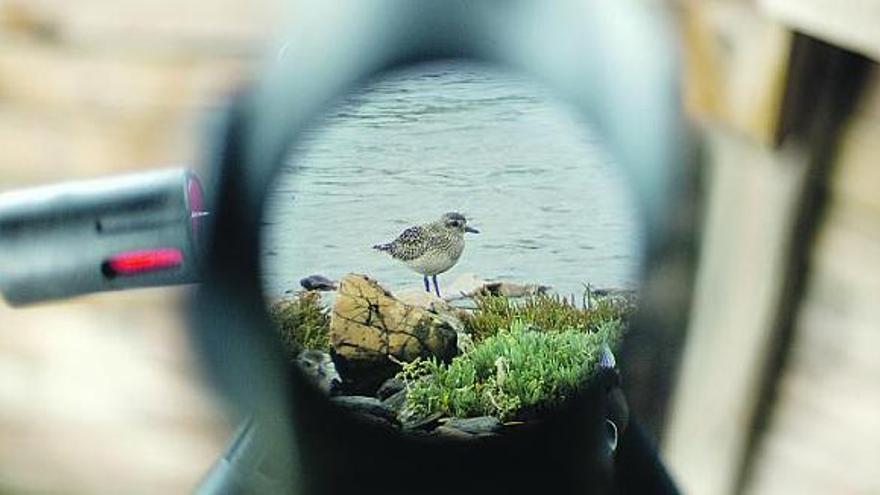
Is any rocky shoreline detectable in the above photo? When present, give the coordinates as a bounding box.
[273,273,633,440]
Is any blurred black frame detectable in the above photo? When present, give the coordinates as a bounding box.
[193,1,690,494]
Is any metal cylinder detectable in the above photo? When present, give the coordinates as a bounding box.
[0,168,205,305]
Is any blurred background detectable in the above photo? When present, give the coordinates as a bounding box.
[1,0,879,494]
[0,1,280,492]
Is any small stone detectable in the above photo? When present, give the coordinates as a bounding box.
[591,288,635,299]
[442,416,502,435]
[401,411,444,431]
[300,274,338,291]
[381,388,408,413]
[444,273,549,300]
[481,281,549,298]
[444,273,489,300]
[376,377,405,400]
[331,396,398,425]
[296,350,341,395]
[432,425,476,440]
[598,344,616,369]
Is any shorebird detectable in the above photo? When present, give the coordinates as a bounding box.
[373,212,479,297]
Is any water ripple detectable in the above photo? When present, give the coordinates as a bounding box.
[261,61,643,297]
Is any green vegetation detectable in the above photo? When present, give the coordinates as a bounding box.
[269,285,632,424]
[399,290,629,422]
[462,290,633,342]
[399,293,627,423]
[269,290,331,355]
[399,319,622,422]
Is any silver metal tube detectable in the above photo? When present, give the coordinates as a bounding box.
[0,168,205,305]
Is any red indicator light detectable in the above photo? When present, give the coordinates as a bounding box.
[102,248,184,278]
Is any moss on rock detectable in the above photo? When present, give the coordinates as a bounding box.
[399,318,624,423]
[462,290,632,342]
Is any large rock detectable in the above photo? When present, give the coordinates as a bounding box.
[376,377,406,400]
[443,416,502,435]
[329,274,458,393]
[395,287,471,353]
[382,388,408,413]
[331,396,399,429]
[395,288,447,310]
[431,417,503,440]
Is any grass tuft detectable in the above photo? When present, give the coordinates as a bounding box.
[269,291,331,356]
[462,290,633,342]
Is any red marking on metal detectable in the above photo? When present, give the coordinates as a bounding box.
[105,248,183,276]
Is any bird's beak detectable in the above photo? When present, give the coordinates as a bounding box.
[465,226,480,234]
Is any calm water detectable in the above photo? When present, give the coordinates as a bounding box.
[261,62,642,298]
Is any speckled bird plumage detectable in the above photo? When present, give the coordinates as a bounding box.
[373,212,478,296]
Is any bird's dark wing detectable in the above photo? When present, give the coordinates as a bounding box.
[395,225,425,243]
[387,225,431,261]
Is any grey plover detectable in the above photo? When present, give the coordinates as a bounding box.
[373,212,479,297]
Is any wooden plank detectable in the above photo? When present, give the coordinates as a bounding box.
[682,0,792,146]
[760,0,880,63]
[0,107,196,188]
[662,127,808,495]
[0,40,249,113]
[830,71,880,217]
[0,41,250,186]
[741,62,880,495]
[0,1,267,492]
[0,0,276,55]
[0,290,232,494]
[744,210,880,495]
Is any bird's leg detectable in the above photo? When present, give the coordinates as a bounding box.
[432,275,441,298]
[423,276,430,293]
